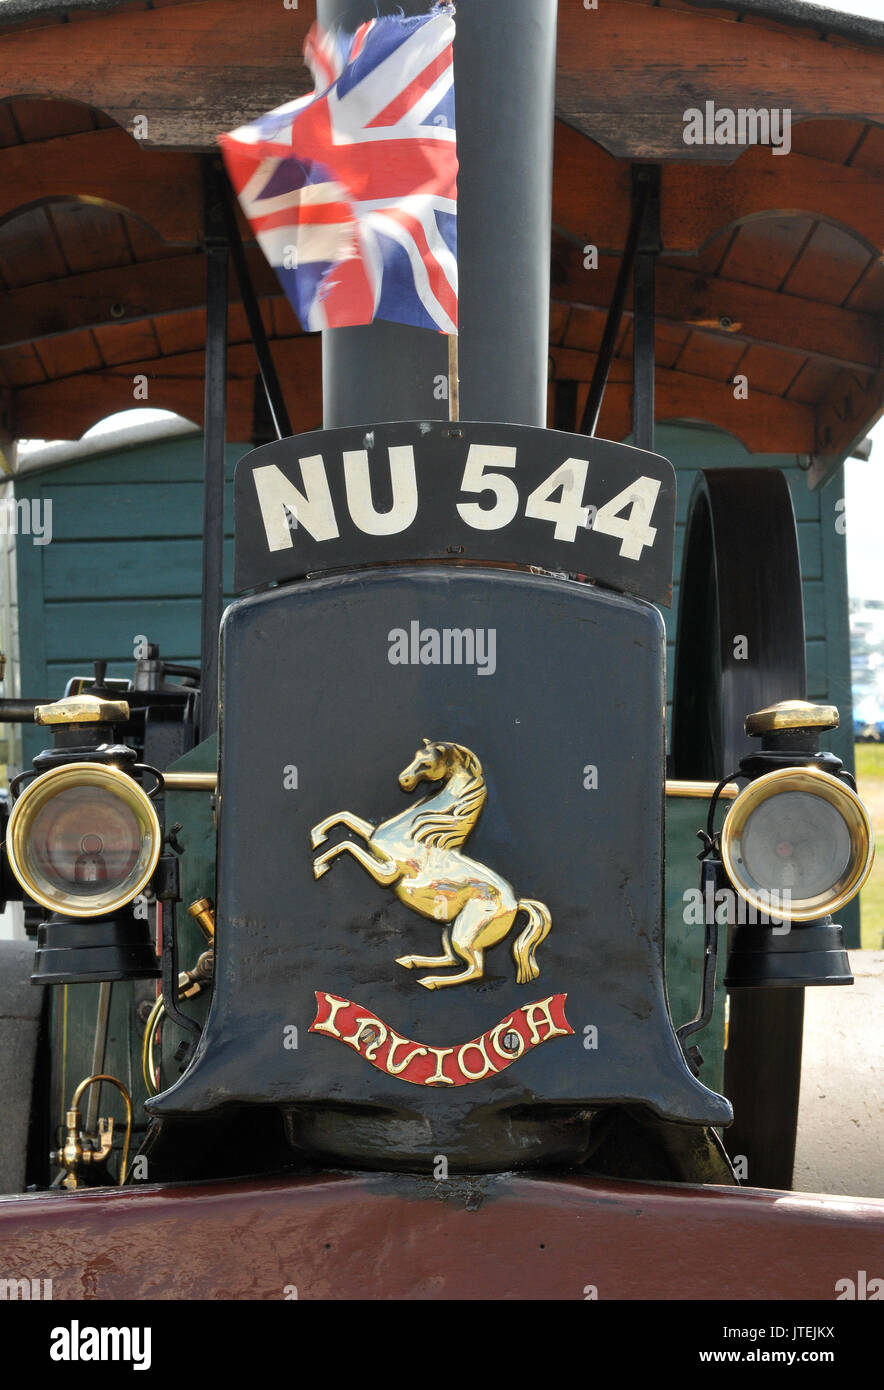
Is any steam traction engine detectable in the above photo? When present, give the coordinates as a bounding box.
[0,0,882,1306]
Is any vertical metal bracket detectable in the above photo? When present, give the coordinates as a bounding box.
[553,379,578,433]
[200,156,229,739]
[213,165,293,442]
[631,164,661,454]
[580,163,659,439]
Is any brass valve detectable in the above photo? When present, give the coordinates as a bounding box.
[50,1074,133,1190]
[177,950,215,999]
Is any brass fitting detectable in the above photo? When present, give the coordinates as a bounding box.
[745,700,839,736]
[35,693,130,726]
[177,949,214,999]
[179,902,215,997]
[187,897,215,941]
[50,1074,133,1190]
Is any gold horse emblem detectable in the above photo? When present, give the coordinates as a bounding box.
[310,740,553,990]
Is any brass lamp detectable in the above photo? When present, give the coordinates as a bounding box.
[722,701,873,988]
[7,694,163,984]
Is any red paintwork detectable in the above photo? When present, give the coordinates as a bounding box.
[1,1173,882,1300]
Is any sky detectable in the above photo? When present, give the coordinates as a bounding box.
[845,416,884,604]
[794,0,883,15]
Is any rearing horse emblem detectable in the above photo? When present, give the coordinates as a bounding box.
[310,740,553,990]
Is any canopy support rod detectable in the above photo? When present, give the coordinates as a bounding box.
[200,157,229,738]
[553,379,578,432]
[632,165,661,452]
[580,165,657,438]
[214,161,292,441]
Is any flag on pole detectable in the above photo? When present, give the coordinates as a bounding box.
[219,3,458,335]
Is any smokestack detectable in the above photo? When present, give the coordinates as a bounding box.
[317,0,557,429]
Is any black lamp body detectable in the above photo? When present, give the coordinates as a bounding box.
[31,905,160,986]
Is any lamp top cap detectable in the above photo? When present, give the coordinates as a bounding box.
[745,699,839,736]
[34,693,130,726]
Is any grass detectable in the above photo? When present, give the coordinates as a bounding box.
[855,742,884,949]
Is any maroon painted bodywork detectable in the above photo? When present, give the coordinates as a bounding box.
[2,1173,882,1300]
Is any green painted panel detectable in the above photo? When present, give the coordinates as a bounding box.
[43,539,235,600]
[818,468,858,947]
[21,439,245,488]
[16,522,48,695]
[789,483,823,523]
[803,581,826,640]
[13,436,246,766]
[27,482,234,542]
[806,640,828,699]
[43,598,203,661]
[796,522,823,580]
[16,517,50,769]
[818,469,853,756]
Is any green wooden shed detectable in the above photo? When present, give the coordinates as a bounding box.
[6,420,245,769]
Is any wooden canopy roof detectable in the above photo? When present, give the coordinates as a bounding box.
[0,0,881,484]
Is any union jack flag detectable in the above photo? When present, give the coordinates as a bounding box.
[219,4,457,335]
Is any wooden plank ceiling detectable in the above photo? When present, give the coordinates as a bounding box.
[0,0,881,467]
[550,119,884,459]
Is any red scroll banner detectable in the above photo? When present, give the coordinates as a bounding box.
[310,991,572,1087]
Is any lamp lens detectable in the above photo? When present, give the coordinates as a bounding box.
[7,763,161,916]
[740,790,851,899]
[29,785,143,900]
